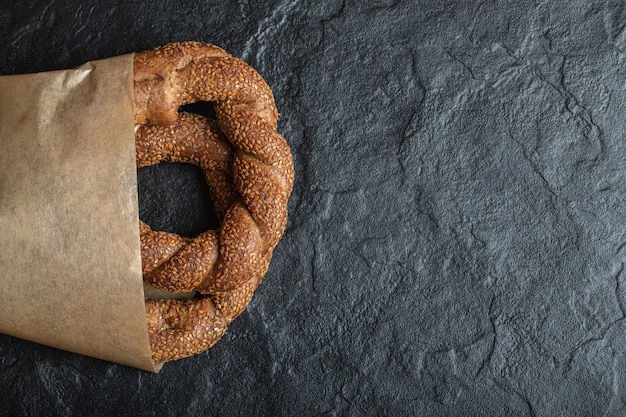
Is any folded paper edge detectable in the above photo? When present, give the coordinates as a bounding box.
[0,53,159,373]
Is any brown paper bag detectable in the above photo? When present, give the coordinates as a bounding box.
[0,54,158,372]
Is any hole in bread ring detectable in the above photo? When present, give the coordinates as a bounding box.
[180,100,217,120]
[138,162,219,237]
[135,42,294,364]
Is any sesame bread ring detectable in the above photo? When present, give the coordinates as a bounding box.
[135,42,294,364]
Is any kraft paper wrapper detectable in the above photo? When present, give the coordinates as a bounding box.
[0,54,158,372]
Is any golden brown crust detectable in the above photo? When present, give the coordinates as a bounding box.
[135,41,294,364]
[145,296,228,364]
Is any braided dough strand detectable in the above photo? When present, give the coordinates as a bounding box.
[137,112,236,293]
[135,42,294,364]
[145,297,227,364]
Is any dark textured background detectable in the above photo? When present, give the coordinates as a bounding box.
[1,1,626,416]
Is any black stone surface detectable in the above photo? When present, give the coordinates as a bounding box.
[1,1,625,416]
